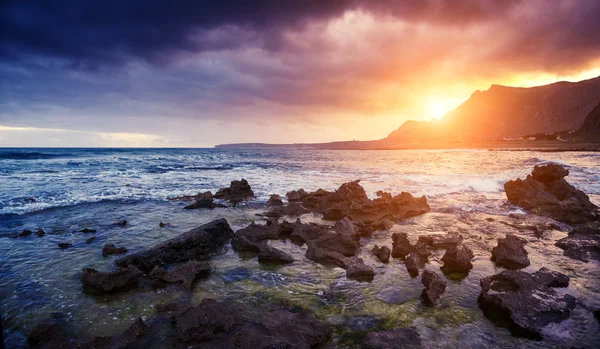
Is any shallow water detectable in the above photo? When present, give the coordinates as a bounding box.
[1,148,599,348]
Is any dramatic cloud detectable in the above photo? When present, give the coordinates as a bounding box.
[1,0,600,146]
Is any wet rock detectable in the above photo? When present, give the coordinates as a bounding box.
[286,189,309,202]
[102,244,128,257]
[441,243,473,274]
[257,245,294,264]
[36,229,46,237]
[265,202,310,218]
[18,229,33,237]
[267,194,284,206]
[86,318,148,349]
[418,233,463,249]
[371,218,394,231]
[150,261,211,289]
[332,217,361,242]
[114,220,127,226]
[504,164,598,224]
[491,235,530,269]
[24,197,37,203]
[391,232,414,258]
[86,236,96,244]
[555,220,600,262]
[159,221,169,228]
[344,257,375,281]
[421,269,446,306]
[183,191,227,209]
[57,242,72,249]
[174,298,332,347]
[80,228,96,233]
[478,268,576,339]
[80,266,142,292]
[372,245,391,263]
[404,252,421,277]
[28,320,61,345]
[232,221,295,264]
[214,179,254,205]
[115,218,234,272]
[362,327,422,349]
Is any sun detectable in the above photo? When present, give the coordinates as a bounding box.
[424,97,463,120]
[427,103,448,120]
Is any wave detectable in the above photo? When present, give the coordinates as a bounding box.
[145,164,234,174]
[0,152,69,160]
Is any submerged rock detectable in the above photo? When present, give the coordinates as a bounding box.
[372,245,391,263]
[86,236,96,244]
[232,221,295,264]
[80,228,96,233]
[214,179,254,205]
[441,243,473,274]
[421,269,446,306]
[555,220,600,262]
[102,244,128,257]
[391,232,414,258]
[404,252,421,277]
[36,229,45,237]
[115,218,234,273]
[257,245,294,264]
[491,235,530,269]
[18,229,33,237]
[267,194,284,206]
[504,164,598,224]
[362,327,422,349]
[174,298,332,347]
[478,268,576,339]
[114,220,128,226]
[150,261,211,289]
[57,243,72,249]
[418,233,463,249]
[80,266,142,292]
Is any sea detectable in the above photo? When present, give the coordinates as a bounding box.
[1,148,599,348]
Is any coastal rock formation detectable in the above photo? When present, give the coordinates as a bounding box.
[80,266,142,292]
[362,327,422,349]
[372,245,391,263]
[86,236,96,244]
[114,220,127,226]
[57,243,72,249]
[150,261,211,289]
[18,229,33,237]
[418,233,463,249]
[214,179,254,205]
[504,164,598,224]
[286,189,309,202]
[421,269,446,306]
[174,298,332,347]
[491,235,530,269]
[478,268,576,339]
[555,220,600,262]
[265,202,310,218]
[231,221,295,264]
[570,101,600,142]
[391,232,414,258]
[183,191,226,209]
[115,219,234,272]
[267,194,284,206]
[36,229,45,237]
[102,243,128,257]
[441,243,474,274]
[80,228,96,233]
[404,252,421,277]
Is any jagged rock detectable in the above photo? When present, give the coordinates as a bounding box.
[18,229,33,237]
[36,229,45,237]
[116,219,234,272]
[286,189,309,202]
[441,243,473,274]
[267,194,284,206]
[28,320,61,346]
[344,257,375,281]
[372,245,391,263]
[391,232,414,258]
[257,245,294,264]
[371,218,394,231]
[492,235,530,269]
[214,179,254,205]
[80,266,142,292]
[159,221,169,228]
[174,298,332,347]
[80,228,96,233]
[58,243,72,249]
[150,261,211,289]
[418,233,463,249]
[362,327,422,349]
[555,220,600,262]
[114,220,128,226]
[265,202,310,218]
[504,164,598,224]
[421,269,446,306]
[183,191,227,209]
[232,221,295,264]
[478,268,576,339]
[24,197,37,203]
[86,236,96,244]
[102,244,128,257]
[405,252,421,277]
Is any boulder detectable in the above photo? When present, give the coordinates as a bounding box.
[372,245,391,263]
[286,189,309,202]
[102,244,128,257]
[391,232,414,258]
[404,252,421,277]
[115,219,234,272]
[80,266,142,292]
[555,220,600,262]
[231,221,295,264]
[257,245,294,264]
[421,269,446,306]
[362,327,422,349]
[150,261,211,289]
[214,179,254,205]
[344,257,375,281]
[174,298,332,347]
[267,194,284,206]
[265,202,310,218]
[36,229,46,237]
[18,229,33,237]
[183,191,227,209]
[441,243,473,274]
[491,235,530,269]
[504,164,598,224]
[478,268,576,339]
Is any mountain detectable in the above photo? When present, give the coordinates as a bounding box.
[570,101,600,142]
[384,75,600,145]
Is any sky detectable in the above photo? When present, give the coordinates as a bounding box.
[1,0,600,147]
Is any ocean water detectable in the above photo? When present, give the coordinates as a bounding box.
[1,148,599,348]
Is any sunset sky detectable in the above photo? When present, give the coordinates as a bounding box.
[1,0,600,147]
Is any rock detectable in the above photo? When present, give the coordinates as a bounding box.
[265,202,310,218]
[150,261,211,289]
[344,257,375,281]
[102,244,128,257]
[36,229,46,237]
[441,243,473,274]
[478,268,576,339]
[183,191,227,209]
[85,318,148,349]
[404,252,421,277]
[391,232,414,258]
[372,218,394,231]
[86,236,96,244]
[491,235,530,269]
[159,221,169,228]
[80,266,142,292]
[421,269,446,306]
[418,233,463,249]
[114,220,128,226]
[18,229,33,237]
[80,228,96,233]
[28,320,61,345]
[232,221,295,264]
[555,220,600,262]
[504,164,598,224]
[174,298,332,347]
[533,267,570,287]
[267,194,284,206]
[115,219,234,272]
[257,245,294,264]
[286,189,309,202]
[214,179,254,205]
[58,243,72,249]
[372,245,391,263]
[24,197,37,203]
[594,310,600,323]
[362,327,422,349]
